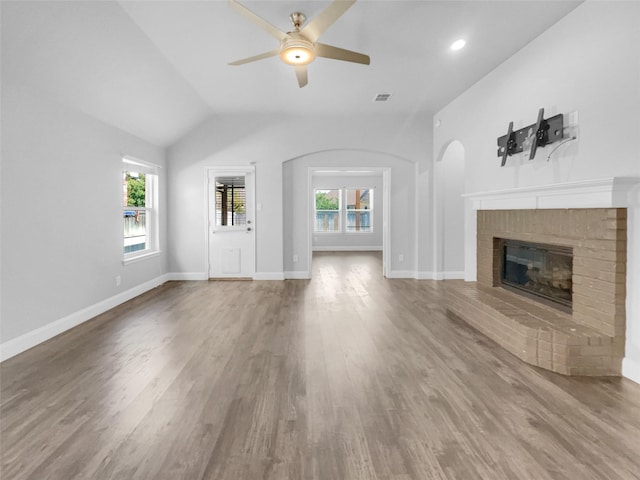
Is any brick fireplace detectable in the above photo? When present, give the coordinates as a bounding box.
[481,208,625,374]
[446,178,639,377]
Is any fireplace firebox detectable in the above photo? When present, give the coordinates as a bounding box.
[500,239,573,311]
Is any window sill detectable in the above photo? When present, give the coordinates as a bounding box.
[122,250,161,266]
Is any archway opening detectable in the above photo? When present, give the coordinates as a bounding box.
[282,149,415,279]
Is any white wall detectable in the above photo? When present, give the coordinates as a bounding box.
[168,112,432,280]
[311,174,383,251]
[433,2,640,382]
[433,140,465,279]
[435,2,640,192]
[1,81,168,356]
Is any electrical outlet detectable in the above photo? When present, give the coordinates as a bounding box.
[115,275,121,287]
[399,254,404,262]
[293,254,299,263]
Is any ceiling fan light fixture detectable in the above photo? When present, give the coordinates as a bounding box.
[450,39,466,51]
[280,46,315,65]
[228,0,370,86]
[280,36,315,65]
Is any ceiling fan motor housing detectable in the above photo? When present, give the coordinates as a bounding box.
[289,12,306,28]
[280,32,315,65]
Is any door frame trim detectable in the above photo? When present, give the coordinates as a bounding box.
[204,166,256,279]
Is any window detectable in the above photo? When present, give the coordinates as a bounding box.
[314,188,374,233]
[314,189,341,232]
[346,188,373,232]
[122,157,159,262]
[214,176,246,227]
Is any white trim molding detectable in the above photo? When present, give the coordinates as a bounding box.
[386,270,416,279]
[312,246,383,252]
[416,271,465,280]
[442,271,465,280]
[168,272,208,281]
[284,271,311,280]
[464,177,640,211]
[1,274,171,362]
[253,272,286,281]
[416,271,437,280]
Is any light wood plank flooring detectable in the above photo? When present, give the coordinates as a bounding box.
[2,251,640,479]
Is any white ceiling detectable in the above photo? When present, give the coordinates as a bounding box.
[1,0,581,147]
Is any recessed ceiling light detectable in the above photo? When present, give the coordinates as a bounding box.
[450,39,466,51]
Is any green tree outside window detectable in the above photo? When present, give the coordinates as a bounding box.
[126,173,146,207]
[315,191,339,210]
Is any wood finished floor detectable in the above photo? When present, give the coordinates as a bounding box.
[2,251,640,480]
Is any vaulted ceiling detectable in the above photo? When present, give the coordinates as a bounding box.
[1,1,581,147]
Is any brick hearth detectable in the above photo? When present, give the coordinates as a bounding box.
[447,208,627,376]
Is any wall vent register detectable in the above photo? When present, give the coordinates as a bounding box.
[374,93,392,102]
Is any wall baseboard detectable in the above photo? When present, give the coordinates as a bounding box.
[0,274,170,362]
[169,272,288,281]
[253,272,285,281]
[443,271,465,280]
[171,272,292,281]
[386,270,416,279]
[622,357,640,385]
[417,271,465,280]
[284,271,311,280]
[416,271,436,280]
[312,246,383,252]
[168,272,208,281]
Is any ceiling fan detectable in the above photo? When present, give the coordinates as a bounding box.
[228,0,370,88]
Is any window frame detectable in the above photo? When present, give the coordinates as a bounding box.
[213,175,248,230]
[122,156,160,264]
[314,188,342,233]
[345,187,373,234]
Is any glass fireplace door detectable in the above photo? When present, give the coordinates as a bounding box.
[501,239,573,310]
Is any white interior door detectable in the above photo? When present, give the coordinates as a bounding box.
[208,167,255,279]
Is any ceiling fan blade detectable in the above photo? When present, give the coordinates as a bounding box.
[301,0,356,42]
[228,49,280,66]
[315,42,370,65]
[295,66,308,88]
[228,0,289,41]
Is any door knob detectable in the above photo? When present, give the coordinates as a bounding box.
[247,227,252,232]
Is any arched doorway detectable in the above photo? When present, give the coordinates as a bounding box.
[282,149,415,279]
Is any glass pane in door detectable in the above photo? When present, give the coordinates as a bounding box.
[215,176,246,226]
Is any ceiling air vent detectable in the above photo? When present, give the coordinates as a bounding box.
[374,93,392,102]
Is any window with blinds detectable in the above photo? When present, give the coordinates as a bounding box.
[215,176,247,226]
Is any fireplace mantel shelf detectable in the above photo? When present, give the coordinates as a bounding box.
[463,177,640,211]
